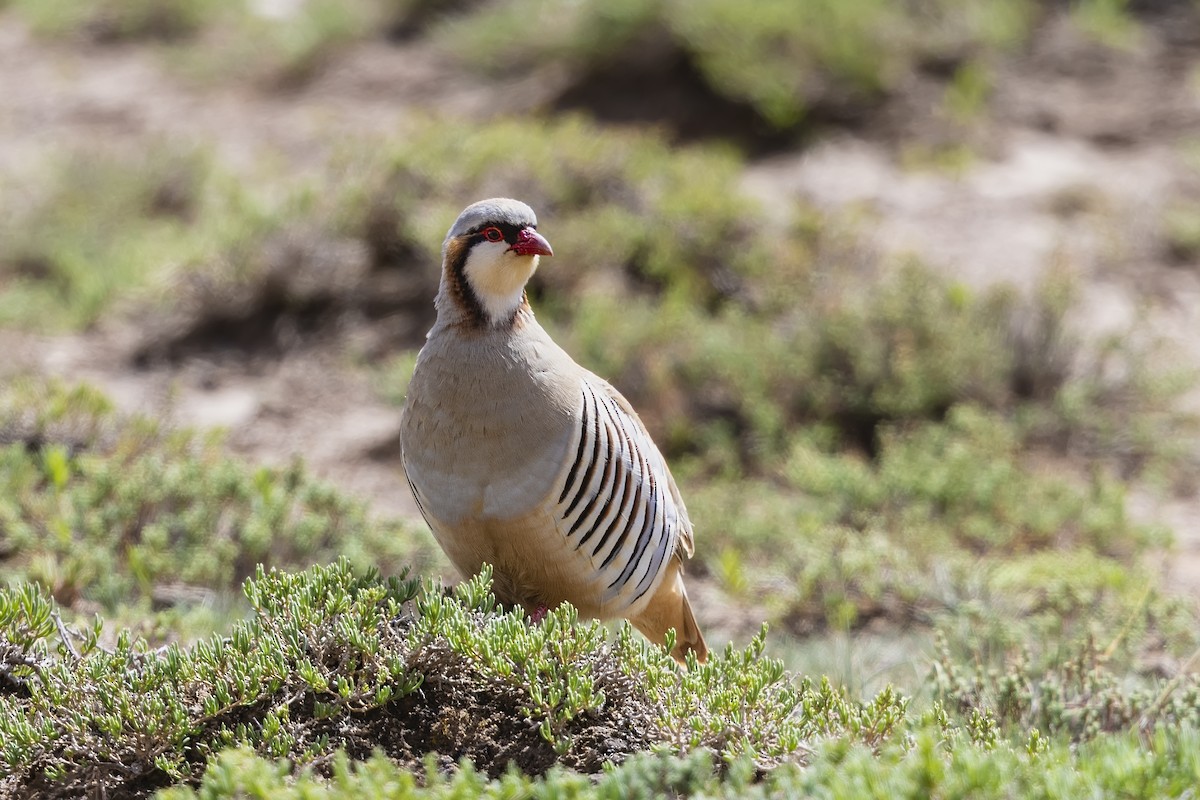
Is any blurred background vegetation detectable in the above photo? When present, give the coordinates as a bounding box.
[2,0,1200,795]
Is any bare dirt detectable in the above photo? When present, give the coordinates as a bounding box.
[3,10,1200,596]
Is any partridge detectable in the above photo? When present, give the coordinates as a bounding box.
[399,198,708,663]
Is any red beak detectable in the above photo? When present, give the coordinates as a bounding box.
[512,228,553,257]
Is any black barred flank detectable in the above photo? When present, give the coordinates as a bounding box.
[569,407,616,536]
[609,474,660,591]
[559,386,596,506]
[564,406,602,518]
[554,380,684,610]
[597,454,645,569]
[578,447,630,550]
[590,398,648,563]
[588,392,639,554]
[633,504,672,601]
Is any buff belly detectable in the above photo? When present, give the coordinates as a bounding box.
[428,506,617,618]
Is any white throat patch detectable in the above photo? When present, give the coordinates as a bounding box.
[462,240,540,325]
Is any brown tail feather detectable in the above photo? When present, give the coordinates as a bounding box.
[630,563,708,665]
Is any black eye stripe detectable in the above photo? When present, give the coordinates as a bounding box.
[467,221,533,244]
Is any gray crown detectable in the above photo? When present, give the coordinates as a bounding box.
[446,198,538,241]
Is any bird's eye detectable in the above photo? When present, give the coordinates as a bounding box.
[483,227,504,242]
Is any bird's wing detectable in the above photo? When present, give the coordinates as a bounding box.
[551,374,694,612]
[599,382,695,559]
[401,451,435,531]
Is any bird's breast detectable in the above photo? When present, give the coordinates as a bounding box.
[400,330,578,525]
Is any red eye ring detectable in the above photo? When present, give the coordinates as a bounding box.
[483,227,503,242]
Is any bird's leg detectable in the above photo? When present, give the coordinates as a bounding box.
[528,605,550,624]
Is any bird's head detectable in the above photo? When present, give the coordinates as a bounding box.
[437,198,554,329]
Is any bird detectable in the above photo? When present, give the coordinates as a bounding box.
[399,198,707,663]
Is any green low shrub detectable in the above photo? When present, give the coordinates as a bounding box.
[0,379,438,629]
[0,562,830,796]
[0,144,276,331]
[442,0,1035,129]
